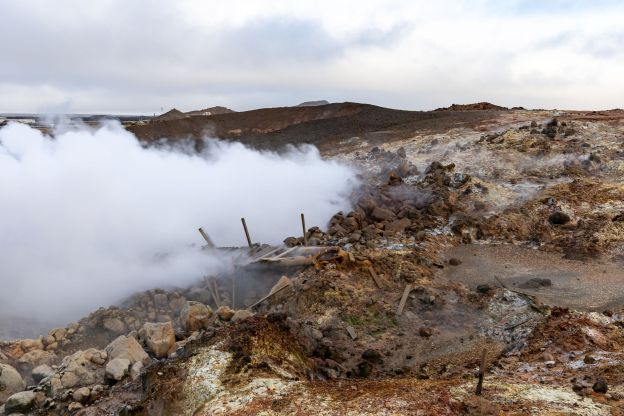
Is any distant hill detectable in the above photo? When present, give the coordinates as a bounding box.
[186,106,235,117]
[435,102,508,111]
[154,108,186,121]
[129,101,505,153]
[296,100,330,107]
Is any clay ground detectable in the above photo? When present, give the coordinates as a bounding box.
[4,103,624,415]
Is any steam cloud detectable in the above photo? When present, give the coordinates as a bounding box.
[0,121,357,326]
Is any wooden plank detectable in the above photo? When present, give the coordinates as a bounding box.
[346,326,357,340]
[247,282,291,309]
[271,246,298,260]
[254,246,282,260]
[396,284,413,315]
[368,266,383,288]
[250,245,280,260]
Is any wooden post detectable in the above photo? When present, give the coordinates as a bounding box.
[241,217,252,248]
[368,267,383,288]
[476,348,487,395]
[212,279,222,308]
[198,227,215,248]
[301,213,307,246]
[231,275,236,309]
[396,284,412,315]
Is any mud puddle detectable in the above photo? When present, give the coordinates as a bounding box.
[438,244,624,311]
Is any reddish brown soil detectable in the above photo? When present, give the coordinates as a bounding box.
[128,102,504,153]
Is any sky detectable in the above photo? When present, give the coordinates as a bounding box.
[0,0,623,114]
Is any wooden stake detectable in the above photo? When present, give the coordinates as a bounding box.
[396,284,412,315]
[241,217,252,248]
[198,227,215,248]
[301,213,307,246]
[346,326,357,340]
[208,278,221,308]
[476,348,487,396]
[231,275,236,309]
[368,267,383,288]
[247,283,291,310]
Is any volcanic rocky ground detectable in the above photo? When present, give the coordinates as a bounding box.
[3,103,624,415]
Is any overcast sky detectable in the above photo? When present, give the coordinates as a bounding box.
[1,0,623,114]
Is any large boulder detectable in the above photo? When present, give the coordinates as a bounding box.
[18,337,44,353]
[179,301,213,332]
[140,322,176,358]
[385,218,411,233]
[52,348,107,390]
[18,349,56,367]
[0,364,26,403]
[105,335,149,365]
[371,206,396,222]
[102,318,127,334]
[4,390,35,413]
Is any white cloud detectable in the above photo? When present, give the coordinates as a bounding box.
[0,0,623,113]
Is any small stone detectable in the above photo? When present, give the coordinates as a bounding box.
[90,384,105,400]
[72,386,91,403]
[544,360,556,368]
[266,312,287,322]
[593,378,608,393]
[361,349,382,364]
[583,354,596,364]
[32,364,55,383]
[449,258,462,266]
[68,401,84,412]
[549,211,571,225]
[4,390,36,414]
[216,305,235,321]
[105,358,131,381]
[231,309,254,323]
[130,361,144,381]
[419,327,433,337]
[476,284,492,294]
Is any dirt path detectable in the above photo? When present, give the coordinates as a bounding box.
[438,244,624,311]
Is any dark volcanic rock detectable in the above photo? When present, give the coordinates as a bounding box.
[549,211,571,225]
[593,378,608,393]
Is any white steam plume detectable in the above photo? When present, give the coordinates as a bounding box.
[0,121,357,325]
